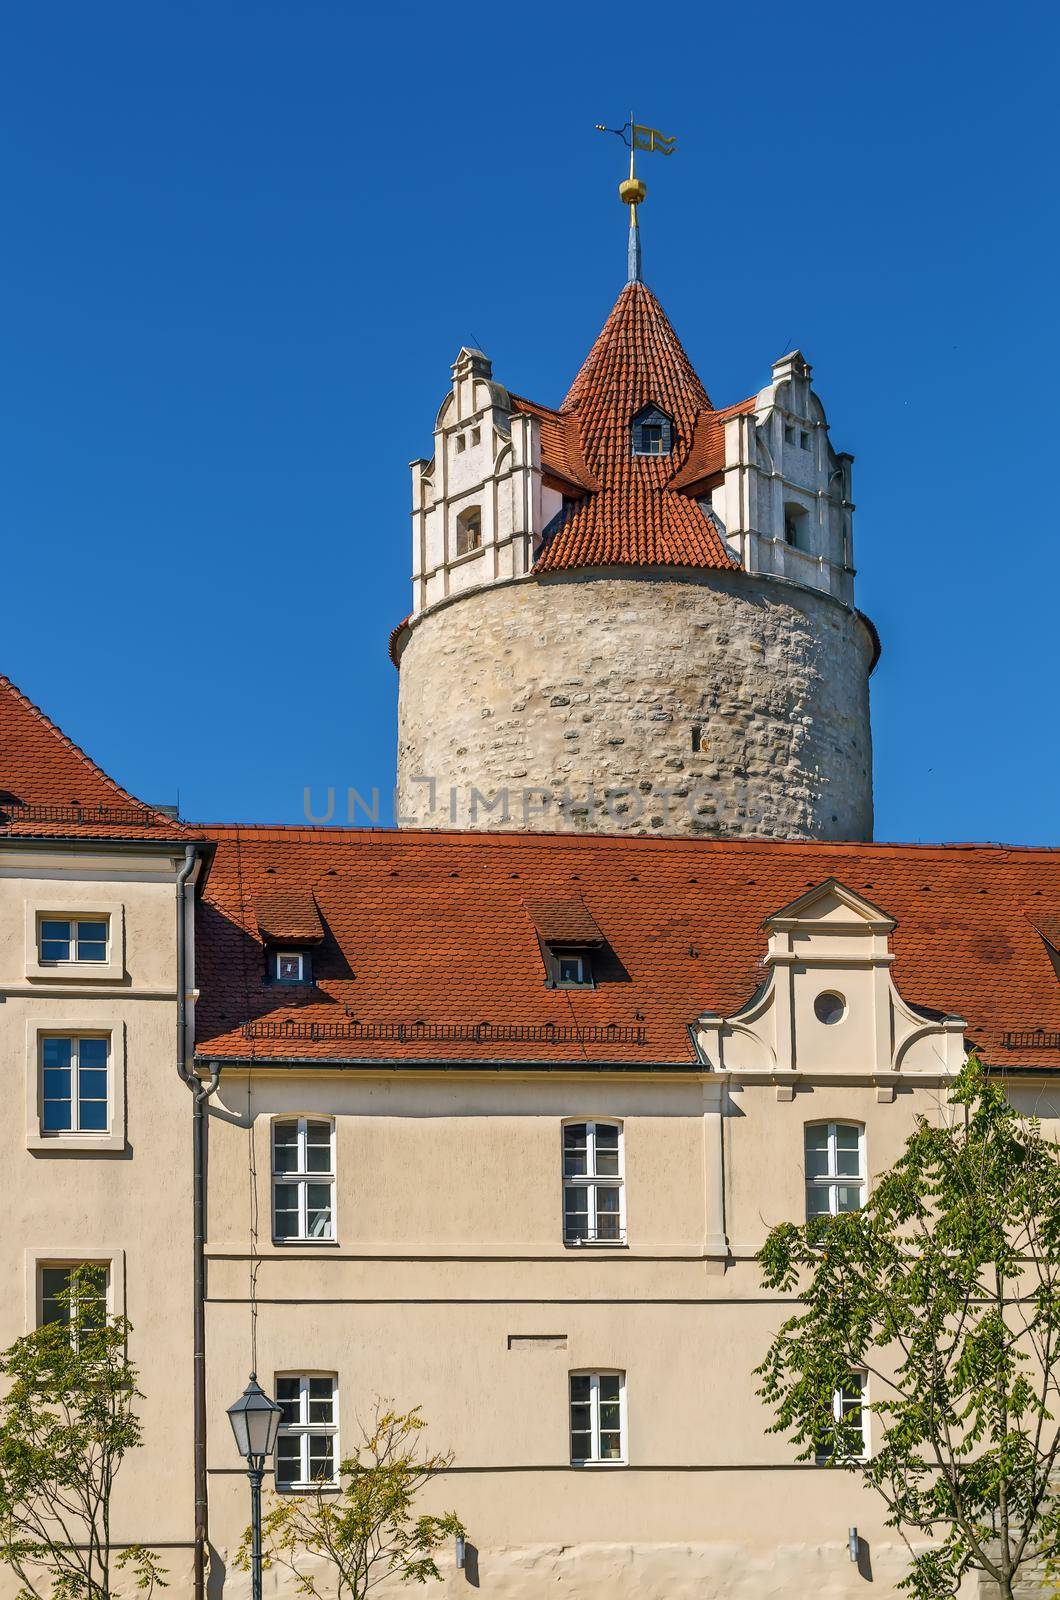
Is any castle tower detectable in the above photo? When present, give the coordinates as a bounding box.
[392,272,877,839]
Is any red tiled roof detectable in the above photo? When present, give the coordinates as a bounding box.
[194,828,1060,1071]
[254,889,325,945]
[507,395,598,496]
[668,397,757,491]
[0,674,184,838]
[530,283,743,573]
[524,896,605,946]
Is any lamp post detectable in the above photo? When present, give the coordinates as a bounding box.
[227,1373,283,1600]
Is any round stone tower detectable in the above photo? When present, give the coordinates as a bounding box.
[392,280,877,840]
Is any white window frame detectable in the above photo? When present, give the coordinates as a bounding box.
[562,1120,625,1247]
[272,1117,336,1244]
[24,1248,124,1333]
[37,916,110,965]
[35,1259,112,1347]
[40,1034,111,1136]
[816,1371,869,1464]
[273,950,305,983]
[804,1121,865,1219]
[24,901,125,983]
[274,1373,339,1491]
[26,1020,126,1153]
[568,1370,627,1466]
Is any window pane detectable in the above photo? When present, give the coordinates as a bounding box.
[308,1377,334,1410]
[305,1124,332,1172]
[43,1038,73,1069]
[563,1126,588,1177]
[598,1376,621,1403]
[273,1184,300,1237]
[275,1436,300,1486]
[594,1125,619,1176]
[273,1124,300,1173]
[570,1427,592,1461]
[44,1067,72,1099]
[600,1430,622,1459]
[835,1184,863,1213]
[308,1436,334,1481]
[804,1127,830,1178]
[806,1185,831,1217]
[40,922,71,961]
[569,1375,590,1404]
[76,923,108,960]
[78,1038,109,1069]
[78,1099,108,1132]
[43,1092,72,1132]
[564,1189,589,1241]
[306,1186,333,1239]
[79,1068,108,1100]
[595,1188,621,1240]
[41,1267,71,1325]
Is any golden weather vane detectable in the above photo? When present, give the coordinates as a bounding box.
[595,114,677,283]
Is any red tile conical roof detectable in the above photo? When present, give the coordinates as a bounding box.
[532,282,750,574]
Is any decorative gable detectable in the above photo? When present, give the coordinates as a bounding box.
[692,879,966,1088]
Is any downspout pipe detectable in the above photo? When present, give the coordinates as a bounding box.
[176,844,220,1600]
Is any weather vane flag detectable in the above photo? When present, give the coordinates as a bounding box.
[595,114,677,283]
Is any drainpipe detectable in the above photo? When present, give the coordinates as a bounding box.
[176,844,220,1600]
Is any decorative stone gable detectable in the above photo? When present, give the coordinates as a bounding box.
[693,880,967,1085]
[410,348,566,615]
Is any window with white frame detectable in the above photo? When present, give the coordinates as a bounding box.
[38,918,108,964]
[273,1118,335,1241]
[804,1122,864,1219]
[39,1263,109,1336]
[816,1372,868,1463]
[569,1371,625,1464]
[273,950,306,984]
[41,1036,109,1133]
[275,1375,338,1489]
[563,1121,624,1245]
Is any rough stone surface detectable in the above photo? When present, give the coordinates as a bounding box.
[395,569,874,839]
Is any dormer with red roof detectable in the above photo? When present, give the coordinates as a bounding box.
[394,272,878,844]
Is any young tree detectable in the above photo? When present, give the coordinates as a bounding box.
[0,1266,166,1598]
[756,1060,1060,1600]
[239,1403,464,1599]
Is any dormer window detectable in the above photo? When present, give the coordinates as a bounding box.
[456,506,482,556]
[553,951,592,988]
[274,950,307,984]
[631,405,673,457]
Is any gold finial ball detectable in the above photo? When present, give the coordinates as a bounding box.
[619,176,646,206]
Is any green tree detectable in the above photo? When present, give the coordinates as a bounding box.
[0,1267,166,1598]
[239,1403,464,1599]
[756,1060,1060,1600]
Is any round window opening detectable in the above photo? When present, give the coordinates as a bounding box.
[814,991,846,1026]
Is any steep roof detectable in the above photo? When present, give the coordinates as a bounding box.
[526,282,752,573]
[0,674,183,838]
[194,828,1060,1072]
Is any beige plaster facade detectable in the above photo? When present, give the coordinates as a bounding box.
[0,838,200,1595]
[192,884,1053,1598]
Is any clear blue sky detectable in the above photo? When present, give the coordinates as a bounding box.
[2,0,1057,843]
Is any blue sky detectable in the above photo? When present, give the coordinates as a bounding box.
[2,0,1057,843]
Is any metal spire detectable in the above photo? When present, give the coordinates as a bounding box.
[595,115,677,285]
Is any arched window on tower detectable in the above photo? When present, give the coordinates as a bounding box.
[783,503,809,552]
[455,506,482,556]
[631,405,674,457]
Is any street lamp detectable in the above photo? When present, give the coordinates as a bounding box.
[227,1372,283,1600]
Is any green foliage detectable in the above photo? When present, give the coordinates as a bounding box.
[237,1403,465,1599]
[0,1268,165,1598]
[756,1059,1060,1600]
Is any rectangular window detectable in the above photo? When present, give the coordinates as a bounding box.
[273,1119,335,1242]
[548,948,594,988]
[275,1375,338,1489]
[563,1121,624,1245]
[39,1263,109,1334]
[41,1036,110,1134]
[569,1371,625,1464]
[38,918,108,964]
[784,423,796,444]
[273,951,305,983]
[800,430,812,450]
[805,1122,864,1218]
[816,1373,868,1463]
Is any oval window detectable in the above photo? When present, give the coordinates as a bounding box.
[814,991,846,1026]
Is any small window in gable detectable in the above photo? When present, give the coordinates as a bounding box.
[631,405,673,457]
[456,506,482,556]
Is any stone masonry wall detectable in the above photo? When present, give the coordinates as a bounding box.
[395,569,875,839]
